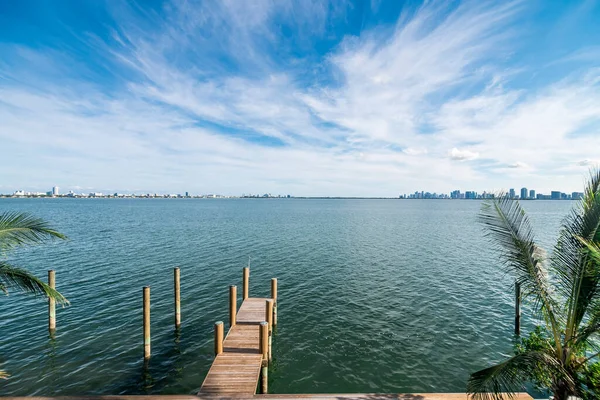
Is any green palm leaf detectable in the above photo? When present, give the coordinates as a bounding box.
[0,262,68,304]
[468,351,570,400]
[479,196,561,342]
[552,170,600,346]
[0,211,66,253]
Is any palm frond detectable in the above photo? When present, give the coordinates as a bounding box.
[584,168,600,209]
[479,197,560,342]
[552,170,600,343]
[573,311,600,349]
[0,262,69,305]
[577,235,600,264]
[0,212,66,253]
[571,237,600,348]
[468,351,569,400]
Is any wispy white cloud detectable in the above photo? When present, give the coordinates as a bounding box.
[1,0,599,195]
[448,148,480,161]
[507,162,530,169]
[577,159,600,167]
[508,161,529,168]
[403,147,428,156]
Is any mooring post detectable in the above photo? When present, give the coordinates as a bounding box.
[214,321,224,356]
[243,267,249,300]
[174,267,181,329]
[48,270,56,332]
[515,281,521,336]
[229,285,237,327]
[259,321,269,393]
[143,286,151,359]
[266,299,274,361]
[271,278,277,326]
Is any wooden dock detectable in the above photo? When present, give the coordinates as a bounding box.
[2,393,534,399]
[0,267,533,400]
[199,269,276,395]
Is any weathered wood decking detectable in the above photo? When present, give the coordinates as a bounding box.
[2,393,534,399]
[199,297,272,395]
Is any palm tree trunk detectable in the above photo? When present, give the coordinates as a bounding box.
[552,379,572,400]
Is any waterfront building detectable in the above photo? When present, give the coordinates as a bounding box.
[572,192,584,200]
[529,190,535,199]
[465,191,477,199]
[52,186,59,196]
[521,187,528,200]
[509,188,515,199]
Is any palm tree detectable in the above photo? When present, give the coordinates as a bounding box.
[467,169,600,400]
[0,211,68,303]
[0,211,68,379]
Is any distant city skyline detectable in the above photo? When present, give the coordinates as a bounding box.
[402,187,584,200]
[1,184,587,200]
[1,2,600,196]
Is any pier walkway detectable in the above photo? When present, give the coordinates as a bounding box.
[199,269,276,395]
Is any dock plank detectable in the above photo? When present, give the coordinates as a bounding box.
[237,298,269,324]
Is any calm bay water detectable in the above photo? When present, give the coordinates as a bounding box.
[0,198,574,396]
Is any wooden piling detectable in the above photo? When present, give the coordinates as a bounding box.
[261,362,268,394]
[243,267,249,300]
[515,281,521,336]
[48,270,56,332]
[266,299,274,361]
[259,321,269,394]
[143,286,151,359]
[214,321,224,355]
[271,278,277,326]
[174,267,181,329]
[266,299,274,331]
[229,285,237,327]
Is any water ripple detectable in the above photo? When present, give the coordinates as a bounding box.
[0,198,571,397]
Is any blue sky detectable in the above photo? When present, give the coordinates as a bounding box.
[1,0,599,196]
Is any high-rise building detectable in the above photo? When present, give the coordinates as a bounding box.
[509,188,515,199]
[551,191,561,200]
[52,186,59,196]
[572,192,584,200]
[529,190,535,199]
[521,187,528,200]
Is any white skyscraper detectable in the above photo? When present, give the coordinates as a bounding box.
[52,186,59,196]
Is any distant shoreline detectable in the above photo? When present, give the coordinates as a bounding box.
[0,196,579,201]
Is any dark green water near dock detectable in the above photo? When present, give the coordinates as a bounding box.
[0,198,572,396]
